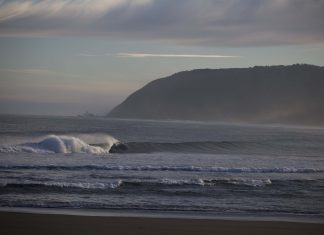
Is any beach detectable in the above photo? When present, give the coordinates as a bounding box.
[0,211,324,235]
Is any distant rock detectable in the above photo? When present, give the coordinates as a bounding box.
[78,111,96,118]
[109,142,128,153]
[108,64,324,126]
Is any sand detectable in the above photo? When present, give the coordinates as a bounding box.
[1,211,324,235]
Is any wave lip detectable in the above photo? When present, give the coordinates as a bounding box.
[0,134,119,155]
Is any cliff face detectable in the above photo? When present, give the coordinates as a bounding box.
[108,64,324,126]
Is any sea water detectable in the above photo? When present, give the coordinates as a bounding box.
[0,114,324,220]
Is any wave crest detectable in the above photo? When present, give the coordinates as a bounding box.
[0,134,119,155]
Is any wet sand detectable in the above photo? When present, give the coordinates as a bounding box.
[1,211,324,235]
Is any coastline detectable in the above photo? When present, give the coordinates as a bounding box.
[1,208,324,235]
[1,207,324,223]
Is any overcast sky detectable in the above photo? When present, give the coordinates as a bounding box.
[0,0,324,115]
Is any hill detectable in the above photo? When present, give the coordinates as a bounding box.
[108,64,324,126]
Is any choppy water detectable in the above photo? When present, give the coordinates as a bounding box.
[0,114,324,219]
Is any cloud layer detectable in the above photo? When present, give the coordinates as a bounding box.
[117,53,240,58]
[79,53,240,58]
[0,0,323,47]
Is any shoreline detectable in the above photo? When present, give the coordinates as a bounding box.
[1,207,324,223]
[1,210,324,235]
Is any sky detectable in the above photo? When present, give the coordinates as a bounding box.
[0,0,324,116]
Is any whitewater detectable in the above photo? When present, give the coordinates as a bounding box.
[0,133,119,154]
[1,114,324,220]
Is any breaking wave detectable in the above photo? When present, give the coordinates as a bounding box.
[0,134,119,155]
[0,165,323,173]
[1,136,320,155]
[7,177,322,190]
[0,181,122,190]
[0,178,272,190]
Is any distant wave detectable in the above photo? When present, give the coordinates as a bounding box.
[0,178,272,190]
[0,165,323,173]
[0,134,119,154]
[159,178,272,187]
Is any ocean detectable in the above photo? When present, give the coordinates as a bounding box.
[0,114,324,220]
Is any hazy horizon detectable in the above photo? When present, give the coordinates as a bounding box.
[1,0,324,116]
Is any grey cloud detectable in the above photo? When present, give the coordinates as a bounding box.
[0,0,323,47]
